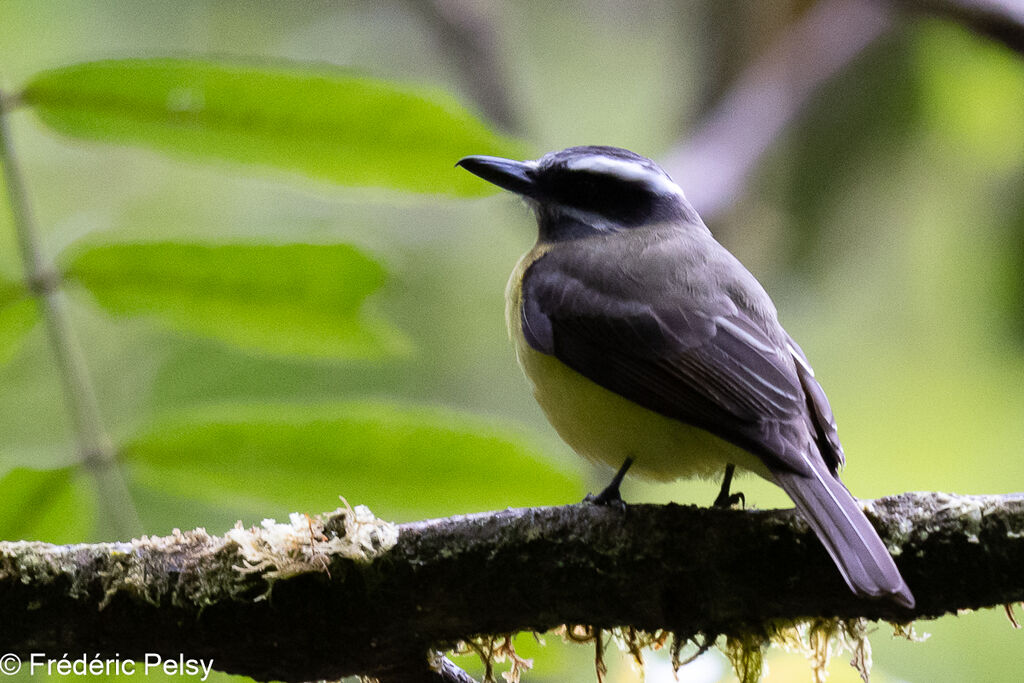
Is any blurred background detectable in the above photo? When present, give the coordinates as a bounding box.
[1,1,1023,681]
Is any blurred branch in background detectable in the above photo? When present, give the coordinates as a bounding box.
[408,0,523,133]
[663,0,892,220]
[3,492,1023,681]
[0,95,141,540]
[664,0,1024,222]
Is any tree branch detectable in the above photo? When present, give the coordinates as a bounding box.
[1,492,1022,681]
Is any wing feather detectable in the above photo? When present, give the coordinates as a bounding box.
[522,248,815,475]
[787,336,845,471]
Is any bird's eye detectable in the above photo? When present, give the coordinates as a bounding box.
[571,175,603,204]
[555,170,655,224]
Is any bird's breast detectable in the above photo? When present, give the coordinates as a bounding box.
[505,248,769,482]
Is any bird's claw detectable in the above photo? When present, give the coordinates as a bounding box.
[584,487,627,511]
[713,490,745,509]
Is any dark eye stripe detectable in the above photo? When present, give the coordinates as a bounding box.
[541,169,658,225]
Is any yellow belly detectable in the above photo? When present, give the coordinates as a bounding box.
[506,249,770,482]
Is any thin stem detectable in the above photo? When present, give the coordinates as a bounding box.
[0,91,142,539]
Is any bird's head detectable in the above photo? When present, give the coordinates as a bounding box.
[457,146,696,241]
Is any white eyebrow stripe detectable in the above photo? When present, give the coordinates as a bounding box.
[564,155,684,196]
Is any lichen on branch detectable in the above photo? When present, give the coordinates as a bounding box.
[0,492,1022,681]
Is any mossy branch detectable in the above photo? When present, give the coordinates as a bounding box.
[1,492,1023,682]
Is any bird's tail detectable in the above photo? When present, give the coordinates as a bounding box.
[772,459,915,608]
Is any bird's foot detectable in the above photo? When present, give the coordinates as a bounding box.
[584,485,627,509]
[713,490,745,509]
[583,457,633,510]
[713,464,745,508]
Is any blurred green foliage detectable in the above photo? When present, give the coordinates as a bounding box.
[123,401,575,524]
[22,59,527,196]
[65,241,409,359]
[0,3,1022,683]
[0,467,95,544]
[0,52,572,540]
[783,34,922,268]
[0,279,37,364]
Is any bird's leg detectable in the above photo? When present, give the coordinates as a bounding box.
[585,457,633,507]
[713,463,745,508]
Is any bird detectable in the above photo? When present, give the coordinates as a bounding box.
[456,145,914,608]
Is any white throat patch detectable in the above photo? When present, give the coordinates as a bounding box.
[564,155,684,197]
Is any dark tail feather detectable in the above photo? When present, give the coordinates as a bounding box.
[773,459,915,608]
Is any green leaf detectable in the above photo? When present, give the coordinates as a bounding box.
[21,58,527,196]
[0,467,96,543]
[0,278,38,364]
[64,241,409,360]
[122,402,580,521]
[126,480,267,539]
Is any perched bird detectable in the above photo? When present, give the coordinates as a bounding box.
[457,146,914,607]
